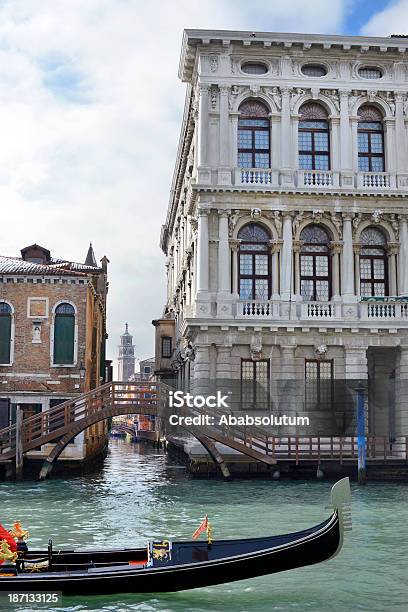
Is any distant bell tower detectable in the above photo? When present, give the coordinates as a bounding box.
[118,323,135,381]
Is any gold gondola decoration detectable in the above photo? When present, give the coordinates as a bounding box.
[9,522,30,541]
[0,541,18,565]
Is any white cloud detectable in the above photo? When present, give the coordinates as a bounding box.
[0,0,349,371]
[360,0,408,36]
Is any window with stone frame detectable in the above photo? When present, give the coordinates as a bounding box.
[305,360,334,411]
[241,359,270,410]
[53,303,75,365]
[298,103,330,171]
[359,227,388,297]
[238,100,270,169]
[0,302,12,364]
[357,105,385,172]
[161,336,173,358]
[238,223,271,300]
[300,225,331,301]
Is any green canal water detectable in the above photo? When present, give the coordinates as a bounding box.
[1,440,407,612]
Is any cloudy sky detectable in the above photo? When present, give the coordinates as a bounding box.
[1,0,407,370]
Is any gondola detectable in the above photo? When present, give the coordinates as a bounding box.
[0,478,351,595]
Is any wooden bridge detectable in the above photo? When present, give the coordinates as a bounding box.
[0,381,277,480]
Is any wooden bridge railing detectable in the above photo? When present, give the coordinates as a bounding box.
[0,381,163,461]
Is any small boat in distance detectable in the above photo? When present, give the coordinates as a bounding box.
[0,478,351,596]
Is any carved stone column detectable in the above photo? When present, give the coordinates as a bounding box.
[230,239,240,298]
[353,244,361,298]
[384,117,397,182]
[196,209,210,307]
[340,89,353,187]
[218,85,231,185]
[292,240,303,298]
[388,243,399,296]
[280,88,294,186]
[197,85,210,184]
[270,114,281,186]
[217,210,233,317]
[399,215,408,295]
[330,241,342,299]
[281,213,293,301]
[350,116,359,174]
[269,240,283,298]
[342,215,355,301]
[229,112,239,171]
[396,93,408,185]
[330,116,340,186]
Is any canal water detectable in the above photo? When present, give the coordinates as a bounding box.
[1,440,407,612]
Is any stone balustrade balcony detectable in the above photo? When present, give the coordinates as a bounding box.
[233,167,402,192]
[230,297,408,324]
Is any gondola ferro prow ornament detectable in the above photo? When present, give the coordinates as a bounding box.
[329,477,352,559]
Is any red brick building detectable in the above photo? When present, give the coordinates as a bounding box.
[0,243,110,468]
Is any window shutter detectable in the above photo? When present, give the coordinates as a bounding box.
[0,398,10,428]
[0,315,11,364]
[54,315,75,365]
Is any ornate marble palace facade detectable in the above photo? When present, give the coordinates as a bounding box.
[155,30,408,438]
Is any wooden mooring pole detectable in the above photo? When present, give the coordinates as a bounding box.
[15,406,23,480]
[356,385,366,485]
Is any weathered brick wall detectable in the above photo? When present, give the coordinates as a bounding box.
[0,278,88,395]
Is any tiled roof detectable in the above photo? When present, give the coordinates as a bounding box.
[50,258,103,272]
[0,255,102,277]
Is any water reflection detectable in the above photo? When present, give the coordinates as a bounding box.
[0,440,407,611]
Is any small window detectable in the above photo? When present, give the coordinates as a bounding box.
[359,67,382,79]
[241,360,269,410]
[305,360,333,410]
[53,303,75,365]
[0,302,12,364]
[241,62,268,75]
[144,366,151,374]
[301,64,327,77]
[161,336,173,358]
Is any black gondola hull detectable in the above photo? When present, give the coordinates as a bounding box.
[0,514,341,595]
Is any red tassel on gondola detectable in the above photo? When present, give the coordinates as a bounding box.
[0,524,17,552]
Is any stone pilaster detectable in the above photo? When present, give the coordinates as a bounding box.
[341,215,355,301]
[192,345,210,396]
[399,215,408,295]
[217,209,233,317]
[330,241,342,299]
[281,213,293,301]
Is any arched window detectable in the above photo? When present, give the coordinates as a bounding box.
[298,103,330,170]
[357,106,384,172]
[238,223,271,300]
[238,100,270,169]
[360,227,388,296]
[300,225,331,301]
[0,302,12,364]
[53,303,75,365]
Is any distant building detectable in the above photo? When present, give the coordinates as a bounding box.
[131,357,155,381]
[0,242,110,468]
[117,323,136,381]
